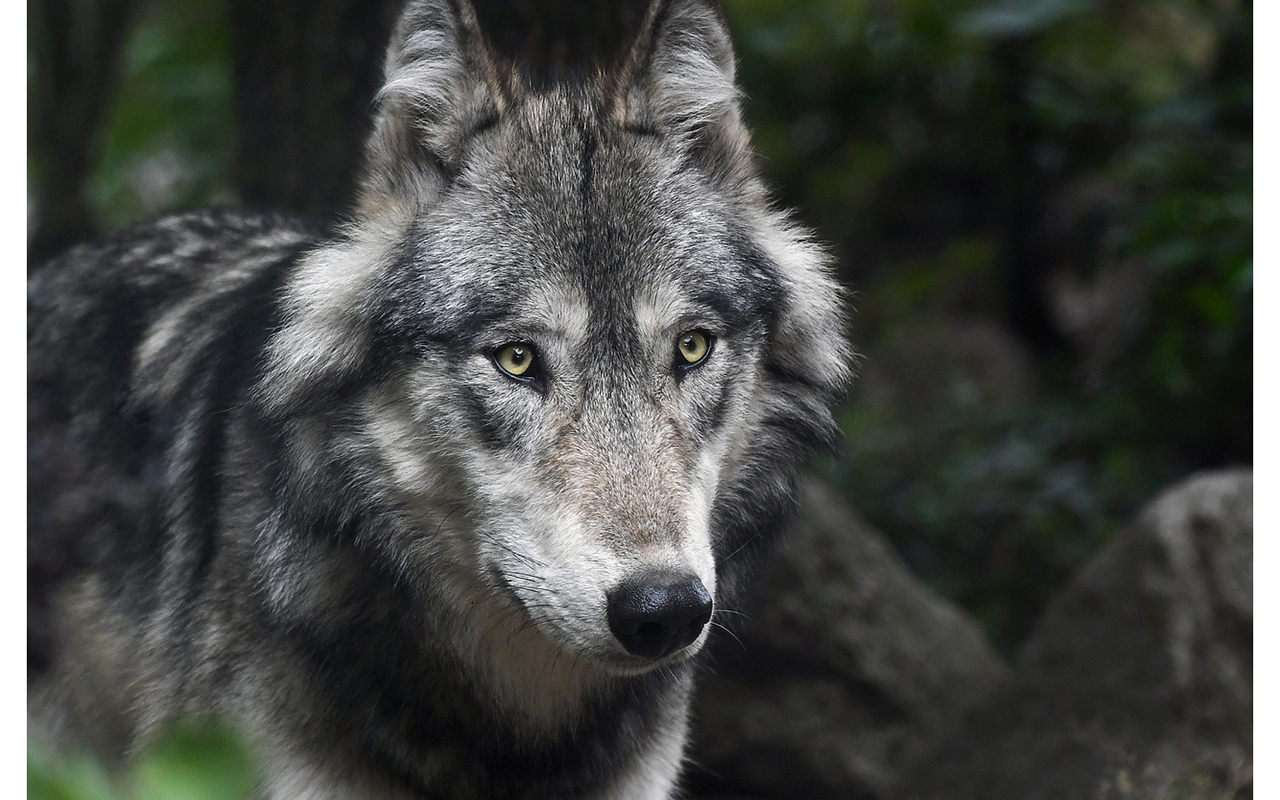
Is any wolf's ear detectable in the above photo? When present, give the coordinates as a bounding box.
[612,0,751,185]
[358,0,514,216]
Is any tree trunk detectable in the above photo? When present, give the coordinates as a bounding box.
[27,0,136,266]
[225,0,401,224]
[225,0,651,223]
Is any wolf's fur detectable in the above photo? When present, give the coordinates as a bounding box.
[28,1,851,797]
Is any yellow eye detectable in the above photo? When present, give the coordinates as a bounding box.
[676,330,712,367]
[494,343,536,378]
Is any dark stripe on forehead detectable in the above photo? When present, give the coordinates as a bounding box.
[580,119,597,212]
[577,122,646,353]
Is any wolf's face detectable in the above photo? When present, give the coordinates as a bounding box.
[260,0,850,677]
[361,101,790,671]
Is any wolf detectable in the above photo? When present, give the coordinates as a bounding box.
[28,0,850,797]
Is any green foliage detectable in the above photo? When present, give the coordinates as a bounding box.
[28,745,117,800]
[29,723,257,800]
[826,394,1178,651]
[730,0,1250,649]
[86,0,235,228]
[1108,78,1253,459]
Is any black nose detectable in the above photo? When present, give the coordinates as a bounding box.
[607,572,713,659]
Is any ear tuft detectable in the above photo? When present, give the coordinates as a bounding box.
[358,0,513,216]
[614,0,751,184]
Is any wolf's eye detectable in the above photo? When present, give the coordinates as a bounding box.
[675,330,713,368]
[494,343,537,379]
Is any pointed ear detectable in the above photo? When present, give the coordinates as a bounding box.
[612,0,751,185]
[357,0,516,216]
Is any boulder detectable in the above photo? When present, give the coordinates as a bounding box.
[688,477,1010,799]
[892,468,1253,800]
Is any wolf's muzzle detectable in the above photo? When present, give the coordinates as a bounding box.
[606,571,713,659]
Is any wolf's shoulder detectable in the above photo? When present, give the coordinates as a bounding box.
[29,207,326,354]
[29,207,329,428]
[30,207,326,300]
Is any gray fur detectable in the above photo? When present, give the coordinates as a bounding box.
[28,1,851,797]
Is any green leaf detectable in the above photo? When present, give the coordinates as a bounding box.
[27,744,119,800]
[129,723,256,800]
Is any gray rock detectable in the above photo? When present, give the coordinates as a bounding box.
[892,468,1253,800]
[688,477,1010,799]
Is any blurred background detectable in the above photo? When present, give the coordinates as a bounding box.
[28,0,1252,797]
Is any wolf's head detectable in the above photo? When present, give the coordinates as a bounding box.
[259,0,850,679]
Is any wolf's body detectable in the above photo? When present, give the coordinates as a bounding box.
[28,1,850,797]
